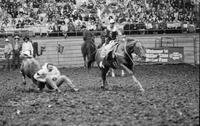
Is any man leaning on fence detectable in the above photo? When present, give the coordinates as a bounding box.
[12,35,22,70]
[3,38,13,71]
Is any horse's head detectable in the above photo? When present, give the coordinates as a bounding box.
[126,40,146,61]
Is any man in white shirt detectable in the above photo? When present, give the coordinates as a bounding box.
[20,36,33,58]
[34,63,79,92]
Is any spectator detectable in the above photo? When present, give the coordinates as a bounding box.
[3,38,13,71]
[20,36,34,58]
[12,35,21,70]
[60,22,68,38]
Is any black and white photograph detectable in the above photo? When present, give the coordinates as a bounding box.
[0,0,199,125]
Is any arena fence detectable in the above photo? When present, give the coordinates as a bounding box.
[0,34,199,68]
[32,34,199,68]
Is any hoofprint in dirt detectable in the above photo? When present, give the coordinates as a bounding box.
[0,64,199,126]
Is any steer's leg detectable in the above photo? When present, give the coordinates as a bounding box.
[120,64,144,92]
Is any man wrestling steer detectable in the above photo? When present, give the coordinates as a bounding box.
[34,63,79,92]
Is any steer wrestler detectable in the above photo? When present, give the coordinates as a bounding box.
[34,63,79,92]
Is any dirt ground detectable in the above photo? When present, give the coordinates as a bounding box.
[0,64,199,126]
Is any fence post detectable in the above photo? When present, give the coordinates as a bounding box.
[193,36,197,65]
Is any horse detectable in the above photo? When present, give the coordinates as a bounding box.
[93,39,146,91]
[20,55,45,91]
[81,39,96,69]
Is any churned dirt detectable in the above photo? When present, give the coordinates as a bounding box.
[0,64,199,126]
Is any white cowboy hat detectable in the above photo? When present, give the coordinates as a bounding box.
[14,35,20,39]
[42,63,54,70]
[42,63,48,69]
[5,38,9,42]
[109,19,115,24]
[87,26,93,30]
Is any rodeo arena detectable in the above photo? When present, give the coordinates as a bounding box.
[0,0,199,125]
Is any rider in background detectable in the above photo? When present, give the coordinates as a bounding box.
[83,26,95,44]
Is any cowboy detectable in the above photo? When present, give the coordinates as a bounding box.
[20,36,33,58]
[12,35,21,69]
[34,63,79,92]
[99,19,122,68]
[3,38,13,71]
[106,19,121,43]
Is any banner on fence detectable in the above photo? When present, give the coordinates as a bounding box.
[0,46,5,61]
[145,47,184,63]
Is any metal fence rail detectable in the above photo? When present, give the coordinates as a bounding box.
[0,34,199,68]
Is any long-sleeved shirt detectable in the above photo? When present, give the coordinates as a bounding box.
[34,63,61,83]
[21,41,33,56]
[4,43,13,54]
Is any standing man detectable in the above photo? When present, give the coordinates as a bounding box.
[12,35,21,69]
[3,38,13,71]
[20,36,33,58]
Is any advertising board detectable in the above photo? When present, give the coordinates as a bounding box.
[145,47,184,63]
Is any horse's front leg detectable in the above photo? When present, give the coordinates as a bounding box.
[101,67,109,89]
[83,56,87,68]
[20,71,26,85]
[110,68,115,77]
[120,64,144,92]
[121,70,125,77]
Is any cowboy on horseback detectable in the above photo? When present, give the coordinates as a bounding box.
[83,26,95,44]
[81,25,96,68]
[99,19,123,68]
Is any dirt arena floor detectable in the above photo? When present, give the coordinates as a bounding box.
[0,64,199,126]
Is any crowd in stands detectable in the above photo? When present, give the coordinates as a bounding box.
[0,0,199,36]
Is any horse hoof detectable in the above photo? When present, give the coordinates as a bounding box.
[22,82,26,85]
[100,86,110,90]
[100,86,105,89]
[140,88,145,92]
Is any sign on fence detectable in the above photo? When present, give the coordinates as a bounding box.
[0,46,5,61]
[145,47,184,63]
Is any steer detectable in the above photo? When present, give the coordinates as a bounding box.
[20,54,45,91]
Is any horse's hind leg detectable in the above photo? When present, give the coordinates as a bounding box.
[120,64,144,92]
[20,71,26,85]
[101,67,109,89]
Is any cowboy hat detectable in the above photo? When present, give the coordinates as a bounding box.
[109,19,115,24]
[14,35,20,40]
[5,38,9,42]
[23,36,29,41]
[42,63,54,70]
